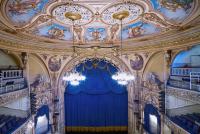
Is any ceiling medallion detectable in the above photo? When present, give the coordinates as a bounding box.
[52,4,93,26]
[101,3,144,25]
[113,11,130,20]
[65,12,82,21]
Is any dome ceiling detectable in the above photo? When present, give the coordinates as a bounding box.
[0,0,198,46]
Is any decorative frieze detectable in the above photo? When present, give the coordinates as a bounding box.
[0,88,28,106]
[166,86,200,104]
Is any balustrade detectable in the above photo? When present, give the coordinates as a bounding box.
[0,69,26,94]
[168,67,200,92]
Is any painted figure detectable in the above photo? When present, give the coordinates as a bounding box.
[128,25,144,38]
[130,54,144,70]
[159,0,193,11]
[48,56,62,72]
[8,0,40,14]
[48,27,65,39]
[110,23,119,41]
[74,25,83,43]
[91,30,101,41]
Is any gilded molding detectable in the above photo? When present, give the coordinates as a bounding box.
[0,25,200,54]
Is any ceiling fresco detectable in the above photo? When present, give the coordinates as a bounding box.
[2,0,196,45]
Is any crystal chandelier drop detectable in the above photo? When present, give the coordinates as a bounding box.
[63,71,86,86]
[62,11,86,86]
[112,72,135,85]
[112,11,135,85]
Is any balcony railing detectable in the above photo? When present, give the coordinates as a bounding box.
[0,83,27,94]
[0,69,27,95]
[167,79,200,92]
[171,67,200,76]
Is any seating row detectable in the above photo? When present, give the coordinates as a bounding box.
[170,113,200,134]
[0,114,27,134]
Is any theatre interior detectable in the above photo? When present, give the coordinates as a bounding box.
[0,0,200,134]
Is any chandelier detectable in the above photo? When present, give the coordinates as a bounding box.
[62,11,86,86]
[112,11,135,85]
[63,71,86,86]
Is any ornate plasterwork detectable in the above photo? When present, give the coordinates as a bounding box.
[30,75,52,109]
[52,4,93,26]
[56,54,135,134]
[0,0,198,45]
[166,86,200,104]
[1,23,200,54]
[101,3,143,25]
[0,88,28,106]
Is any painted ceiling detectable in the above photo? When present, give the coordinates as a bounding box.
[1,0,197,45]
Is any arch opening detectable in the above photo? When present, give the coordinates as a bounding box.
[144,104,161,134]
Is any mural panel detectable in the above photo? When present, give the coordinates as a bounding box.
[130,54,144,70]
[122,22,161,39]
[32,23,72,40]
[6,0,53,27]
[85,27,107,41]
[150,0,194,23]
[48,55,62,72]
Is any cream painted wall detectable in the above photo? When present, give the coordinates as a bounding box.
[0,50,18,67]
[28,55,50,84]
[143,52,165,82]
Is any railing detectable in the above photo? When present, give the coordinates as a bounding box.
[167,79,200,92]
[190,72,200,90]
[171,67,200,76]
[0,83,26,94]
[0,69,23,80]
[0,69,26,95]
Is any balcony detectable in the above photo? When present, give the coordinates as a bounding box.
[168,67,200,92]
[0,88,29,106]
[167,79,200,92]
[0,69,27,95]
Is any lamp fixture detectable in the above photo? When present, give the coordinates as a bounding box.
[63,71,86,86]
[62,11,86,86]
[112,10,135,85]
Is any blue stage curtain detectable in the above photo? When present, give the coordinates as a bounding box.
[64,59,128,131]
[35,105,50,134]
[65,92,128,127]
[144,104,161,134]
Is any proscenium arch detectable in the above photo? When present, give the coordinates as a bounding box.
[58,54,132,93]
[57,54,135,134]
